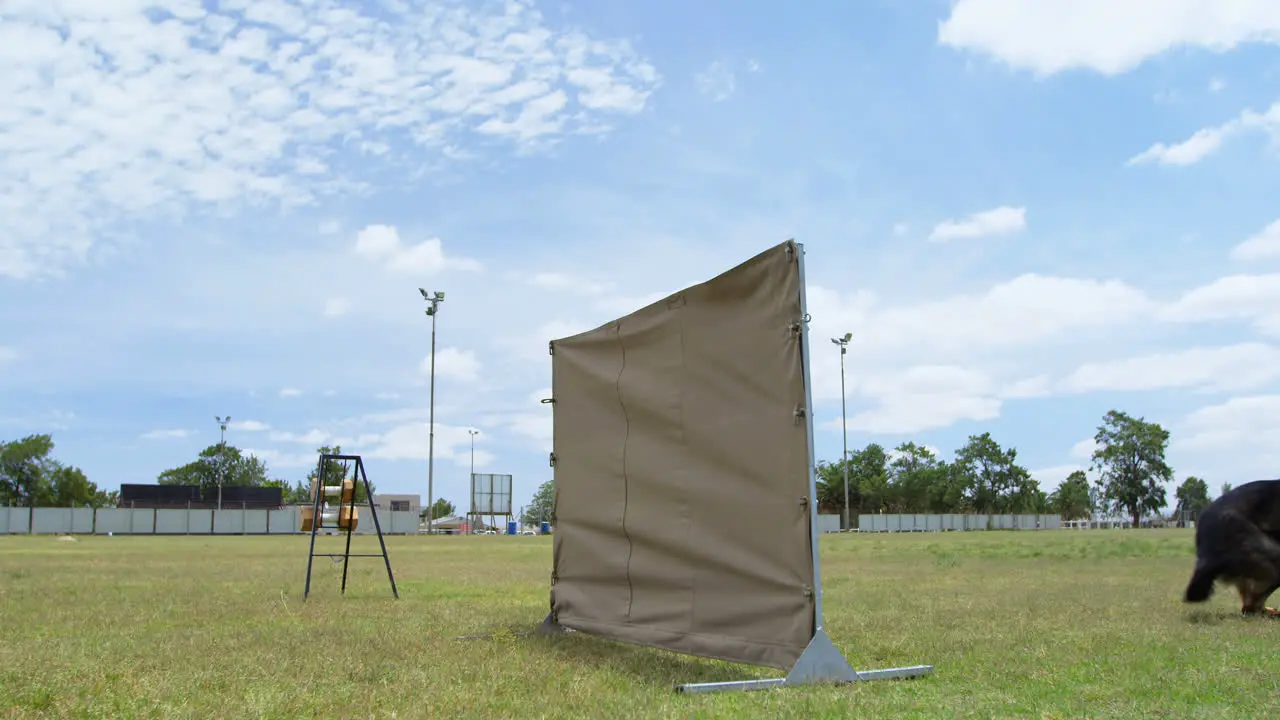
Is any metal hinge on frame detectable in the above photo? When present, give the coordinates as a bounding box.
[549,452,557,468]
[548,341,555,356]
[794,405,807,423]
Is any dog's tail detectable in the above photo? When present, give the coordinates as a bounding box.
[1184,558,1225,603]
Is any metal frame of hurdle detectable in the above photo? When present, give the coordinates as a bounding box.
[302,453,398,600]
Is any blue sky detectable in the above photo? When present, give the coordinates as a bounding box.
[3,0,1280,514]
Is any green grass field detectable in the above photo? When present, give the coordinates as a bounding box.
[1,529,1276,719]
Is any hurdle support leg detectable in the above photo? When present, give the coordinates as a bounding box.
[534,612,573,636]
[674,629,932,694]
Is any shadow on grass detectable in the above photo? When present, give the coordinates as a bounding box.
[460,618,775,689]
[1184,609,1280,625]
[532,632,775,689]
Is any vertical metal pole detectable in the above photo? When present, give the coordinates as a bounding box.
[303,455,324,600]
[795,241,827,631]
[840,345,850,531]
[340,461,355,595]
[218,421,225,511]
[427,309,437,535]
[360,457,400,598]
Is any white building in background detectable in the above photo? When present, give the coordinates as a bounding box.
[372,494,420,516]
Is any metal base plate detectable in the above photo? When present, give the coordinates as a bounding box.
[675,629,933,694]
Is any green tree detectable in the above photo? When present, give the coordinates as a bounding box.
[1174,476,1211,520]
[422,498,455,521]
[1090,410,1173,528]
[816,460,848,514]
[887,442,944,513]
[1220,482,1233,498]
[953,433,1039,514]
[521,479,555,526]
[1048,470,1094,520]
[157,443,275,490]
[306,445,374,504]
[259,478,312,504]
[0,434,115,507]
[852,443,890,514]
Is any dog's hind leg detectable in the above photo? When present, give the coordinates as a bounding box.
[1236,579,1280,616]
[1258,582,1280,617]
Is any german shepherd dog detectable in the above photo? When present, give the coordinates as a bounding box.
[1184,479,1280,617]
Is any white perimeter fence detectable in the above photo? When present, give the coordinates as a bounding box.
[0,506,421,536]
[856,513,1062,532]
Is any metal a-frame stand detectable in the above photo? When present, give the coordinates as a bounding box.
[537,240,934,693]
[302,453,398,600]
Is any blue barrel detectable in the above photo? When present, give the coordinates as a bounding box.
[507,521,517,535]
[540,521,551,535]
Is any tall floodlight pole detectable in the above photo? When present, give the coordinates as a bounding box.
[215,415,231,511]
[420,288,445,534]
[830,333,852,530]
[469,428,479,530]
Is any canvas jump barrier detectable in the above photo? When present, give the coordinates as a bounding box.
[536,239,933,693]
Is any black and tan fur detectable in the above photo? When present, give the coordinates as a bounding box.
[1184,478,1280,617]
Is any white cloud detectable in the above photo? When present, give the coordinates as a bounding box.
[0,0,661,279]
[240,448,318,469]
[353,224,483,275]
[0,347,16,364]
[1062,343,1280,394]
[268,428,330,445]
[323,297,351,318]
[836,365,1003,434]
[1160,273,1280,336]
[497,410,554,454]
[814,275,1152,362]
[421,347,481,382]
[1230,219,1280,261]
[694,60,736,101]
[1175,395,1280,458]
[529,272,615,295]
[317,220,342,235]
[1209,77,1227,93]
[279,387,303,398]
[938,0,1280,77]
[892,222,911,237]
[1000,374,1052,399]
[1029,464,1086,493]
[1126,127,1233,166]
[352,420,490,466]
[801,273,1155,411]
[140,428,193,440]
[1127,101,1280,167]
[927,206,1026,242]
[1069,438,1097,461]
[229,419,270,432]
